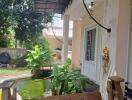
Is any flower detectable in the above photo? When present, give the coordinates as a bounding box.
[103,47,109,55]
[102,46,110,74]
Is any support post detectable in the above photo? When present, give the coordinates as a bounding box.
[107,76,124,100]
[12,88,17,100]
[62,15,70,64]
[2,88,11,100]
[107,80,114,100]
[0,81,15,100]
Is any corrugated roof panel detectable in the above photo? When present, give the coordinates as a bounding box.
[34,0,72,14]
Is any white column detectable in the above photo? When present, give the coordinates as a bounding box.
[62,15,70,64]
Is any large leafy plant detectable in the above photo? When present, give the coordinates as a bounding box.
[26,37,53,79]
[50,59,87,95]
[26,44,52,72]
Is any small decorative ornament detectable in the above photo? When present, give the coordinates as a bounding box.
[102,47,110,74]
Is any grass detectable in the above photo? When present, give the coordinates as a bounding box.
[0,67,31,76]
[0,68,50,100]
[17,79,49,100]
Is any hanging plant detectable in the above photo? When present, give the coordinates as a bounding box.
[102,47,110,74]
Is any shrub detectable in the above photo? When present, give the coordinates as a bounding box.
[50,59,87,95]
[25,39,53,79]
[26,45,50,69]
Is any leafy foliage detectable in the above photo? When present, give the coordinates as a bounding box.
[0,0,15,47]
[50,59,87,95]
[0,0,52,48]
[26,37,52,69]
[13,0,52,49]
[26,43,52,72]
[26,45,43,71]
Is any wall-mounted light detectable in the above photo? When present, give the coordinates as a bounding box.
[88,4,92,9]
[88,2,94,9]
[83,0,111,33]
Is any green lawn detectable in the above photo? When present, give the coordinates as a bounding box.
[17,79,49,100]
[0,68,31,76]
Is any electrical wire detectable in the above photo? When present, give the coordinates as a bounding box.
[82,0,111,33]
[50,23,64,44]
[50,23,72,46]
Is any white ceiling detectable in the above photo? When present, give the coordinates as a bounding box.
[64,0,104,20]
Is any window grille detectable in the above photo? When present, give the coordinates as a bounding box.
[85,28,96,61]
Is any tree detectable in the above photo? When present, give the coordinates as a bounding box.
[0,0,15,47]
[0,0,52,48]
[13,0,52,49]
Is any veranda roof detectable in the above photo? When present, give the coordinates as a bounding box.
[34,0,72,14]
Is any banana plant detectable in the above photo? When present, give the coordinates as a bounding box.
[50,58,87,95]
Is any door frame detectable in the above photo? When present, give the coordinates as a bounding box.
[82,24,99,81]
[126,4,132,82]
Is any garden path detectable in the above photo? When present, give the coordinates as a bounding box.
[0,73,31,84]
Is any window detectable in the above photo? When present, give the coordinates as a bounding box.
[85,28,96,61]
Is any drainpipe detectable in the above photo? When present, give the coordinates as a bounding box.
[62,15,70,64]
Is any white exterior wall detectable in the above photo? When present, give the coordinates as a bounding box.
[103,0,131,99]
[103,0,130,78]
[115,0,130,78]
[80,2,104,83]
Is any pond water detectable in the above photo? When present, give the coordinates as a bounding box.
[15,79,51,100]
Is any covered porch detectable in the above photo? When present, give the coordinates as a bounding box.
[63,0,132,99]
[34,0,132,86]
[0,0,132,100]
[34,0,132,99]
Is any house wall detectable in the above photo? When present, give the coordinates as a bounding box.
[80,3,104,82]
[70,0,130,76]
[78,0,131,81]
[80,3,104,58]
[72,0,131,98]
[128,0,132,83]
[102,0,119,79]
[115,0,130,78]
[65,0,132,100]
[105,0,131,78]
[102,0,131,99]
[72,3,104,69]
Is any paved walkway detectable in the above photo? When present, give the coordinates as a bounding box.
[0,73,32,84]
[0,77,11,84]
